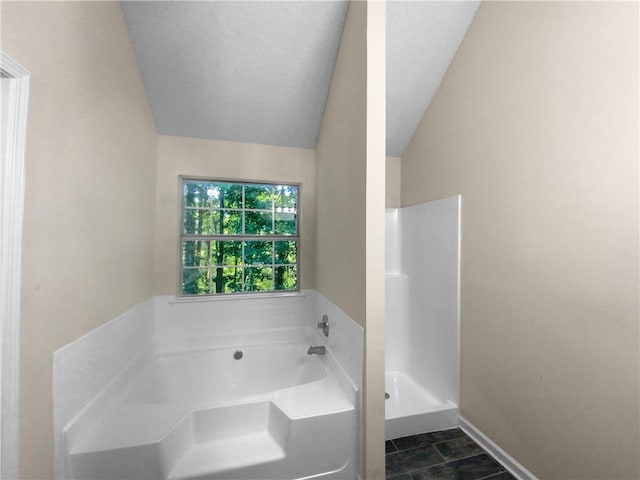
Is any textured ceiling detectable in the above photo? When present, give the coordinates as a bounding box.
[387,1,480,156]
[122,1,479,156]
[122,1,349,149]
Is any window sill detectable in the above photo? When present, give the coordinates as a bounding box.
[169,291,306,304]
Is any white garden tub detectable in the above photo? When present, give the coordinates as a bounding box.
[65,328,357,480]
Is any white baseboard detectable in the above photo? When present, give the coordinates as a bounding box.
[459,416,539,480]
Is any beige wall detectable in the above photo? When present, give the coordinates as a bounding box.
[315,2,386,477]
[1,2,158,478]
[402,2,639,479]
[315,1,367,326]
[386,156,401,208]
[155,135,316,294]
[364,2,386,478]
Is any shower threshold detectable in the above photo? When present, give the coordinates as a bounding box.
[384,371,458,440]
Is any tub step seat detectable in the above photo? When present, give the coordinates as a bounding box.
[68,402,291,480]
[273,374,354,419]
[168,401,290,479]
[70,404,193,455]
[168,432,285,480]
[169,408,357,480]
[68,404,195,480]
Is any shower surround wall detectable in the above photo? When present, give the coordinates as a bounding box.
[385,195,460,439]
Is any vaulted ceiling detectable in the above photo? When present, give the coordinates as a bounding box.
[386,1,479,156]
[122,1,479,157]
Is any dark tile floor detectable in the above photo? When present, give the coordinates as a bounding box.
[386,428,517,480]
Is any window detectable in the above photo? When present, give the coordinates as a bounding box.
[180,178,299,296]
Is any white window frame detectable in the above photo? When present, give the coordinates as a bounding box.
[178,177,301,297]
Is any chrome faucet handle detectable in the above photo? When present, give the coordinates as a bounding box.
[317,314,329,337]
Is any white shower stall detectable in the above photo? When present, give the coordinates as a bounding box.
[385,195,460,440]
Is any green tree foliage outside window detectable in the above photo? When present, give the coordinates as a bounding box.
[181,179,299,296]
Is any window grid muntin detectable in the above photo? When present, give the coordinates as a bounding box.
[180,179,299,296]
[183,181,297,237]
[181,239,298,295]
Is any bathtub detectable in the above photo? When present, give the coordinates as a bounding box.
[64,328,358,480]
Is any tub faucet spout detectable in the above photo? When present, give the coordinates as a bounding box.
[307,345,326,355]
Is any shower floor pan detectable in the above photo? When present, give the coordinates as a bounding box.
[385,371,458,440]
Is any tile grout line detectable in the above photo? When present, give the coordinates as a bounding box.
[389,431,468,454]
[429,434,490,463]
[386,446,448,478]
[386,429,510,480]
[476,470,510,480]
[432,440,497,464]
[386,449,509,479]
[408,453,505,477]
[440,452,498,464]
[390,439,399,452]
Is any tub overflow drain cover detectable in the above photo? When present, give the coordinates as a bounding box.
[385,392,390,400]
[233,350,243,360]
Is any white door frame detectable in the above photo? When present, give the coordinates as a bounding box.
[1,51,30,480]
